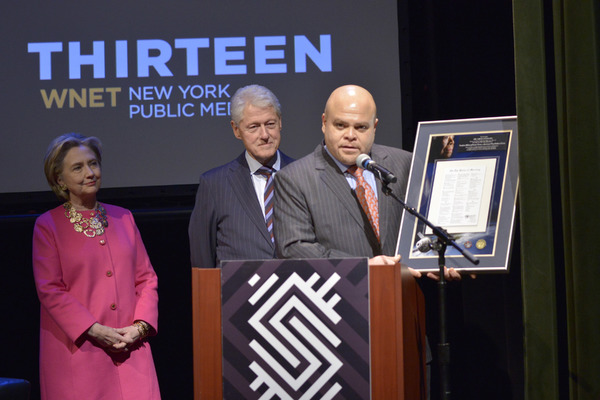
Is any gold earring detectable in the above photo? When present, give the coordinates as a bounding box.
[60,184,67,191]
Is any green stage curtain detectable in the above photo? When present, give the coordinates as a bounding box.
[514,1,600,399]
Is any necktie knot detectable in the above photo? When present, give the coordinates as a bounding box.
[347,165,365,181]
[256,166,274,178]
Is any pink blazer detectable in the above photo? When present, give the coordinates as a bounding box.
[33,203,160,400]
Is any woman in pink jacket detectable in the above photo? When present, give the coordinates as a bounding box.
[32,133,161,399]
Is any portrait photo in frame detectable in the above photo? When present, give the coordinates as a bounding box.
[395,116,519,273]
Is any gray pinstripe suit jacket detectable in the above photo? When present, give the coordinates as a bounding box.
[188,151,294,268]
[274,142,412,259]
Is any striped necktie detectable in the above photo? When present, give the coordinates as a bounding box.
[348,166,380,242]
[256,166,275,243]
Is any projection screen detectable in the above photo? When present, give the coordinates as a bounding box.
[0,1,403,198]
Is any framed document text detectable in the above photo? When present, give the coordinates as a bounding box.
[395,116,518,272]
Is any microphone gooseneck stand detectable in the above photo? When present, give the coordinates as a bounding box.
[379,178,479,400]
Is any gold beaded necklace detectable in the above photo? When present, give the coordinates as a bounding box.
[63,202,108,238]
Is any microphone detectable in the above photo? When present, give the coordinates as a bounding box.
[356,154,397,184]
[415,233,432,253]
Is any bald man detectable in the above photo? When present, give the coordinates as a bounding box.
[274,85,466,399]
[273,85,412,266]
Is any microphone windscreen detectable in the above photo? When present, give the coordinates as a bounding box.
[356,154,371,168]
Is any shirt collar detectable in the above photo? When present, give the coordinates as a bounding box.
[245,150,281,174]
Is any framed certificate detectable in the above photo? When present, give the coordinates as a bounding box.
[395,116,519,272]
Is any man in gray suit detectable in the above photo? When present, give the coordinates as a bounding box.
[274,85,465,399]
[188,84,294,268]
[274,84,411,267]
[274,85,463,278]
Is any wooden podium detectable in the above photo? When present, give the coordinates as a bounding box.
[192,260,426,399]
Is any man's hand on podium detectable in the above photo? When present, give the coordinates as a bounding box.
[368,254,476,281]
[421,266,477,281]
[368,254,422,279]
[368,254,401,266]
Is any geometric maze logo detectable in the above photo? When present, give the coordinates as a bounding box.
[221,259,370,399]
[247,272,343,399]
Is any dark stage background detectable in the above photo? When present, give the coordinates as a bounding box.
[0,1,520,399]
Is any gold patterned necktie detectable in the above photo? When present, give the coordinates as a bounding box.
[348,166,380,242]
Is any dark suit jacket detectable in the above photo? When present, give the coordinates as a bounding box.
[188,151,294,268]
[274,143,412,259]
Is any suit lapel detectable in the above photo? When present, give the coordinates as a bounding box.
[279,151,294,168]
[227,154,273,246]
[314,145,369,230]
[372,147,396,252]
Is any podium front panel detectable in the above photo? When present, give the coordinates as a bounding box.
[220,258,370,399]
